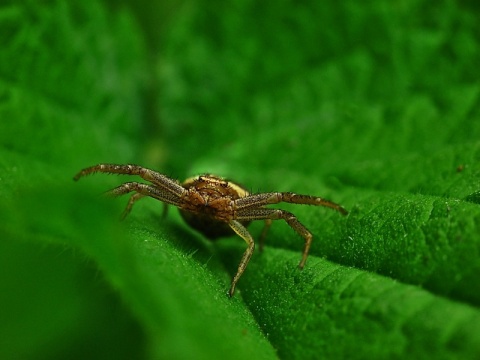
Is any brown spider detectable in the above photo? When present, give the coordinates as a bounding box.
[74,164,348,297]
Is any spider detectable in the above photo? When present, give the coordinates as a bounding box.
[74,164,348,297]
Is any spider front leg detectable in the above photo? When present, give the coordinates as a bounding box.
[236,192,348,215]
[74,163,186,197]
[108,190,170,220]
[107,181,184,209]
[236,208,313,268]
[228,220,255,297]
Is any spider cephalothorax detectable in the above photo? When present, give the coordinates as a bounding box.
[74,164,348,296]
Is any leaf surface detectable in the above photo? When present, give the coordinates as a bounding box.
[1,1,480,359]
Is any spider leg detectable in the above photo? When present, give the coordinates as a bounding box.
[228,220,255,297]
[74,163,186,196]
[235,192,348,215]
[236,208,313,269]
[119,193,169,220]
[120,193,145,220]
[161,203,169,219]
[259,219,272,252]
[107,182,184,207]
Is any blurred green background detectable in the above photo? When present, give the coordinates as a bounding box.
[1,0,480,359]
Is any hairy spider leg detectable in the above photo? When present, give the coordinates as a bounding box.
[235,192,348,215]
[235,208,313,269]
[74,164,186,197]
[228,220,255,297]
[107,182,184,208]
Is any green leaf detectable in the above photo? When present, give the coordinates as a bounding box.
[218,245,480,359]
[2,0,480,359]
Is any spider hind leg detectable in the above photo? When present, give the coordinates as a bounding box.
[228,220,255,297]
[236,208,312,268]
